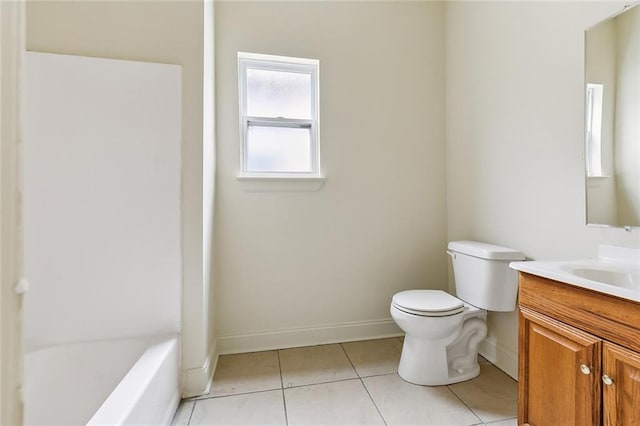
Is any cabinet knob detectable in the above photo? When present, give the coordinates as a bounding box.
[602,375,614,386]
[580,364,591,375]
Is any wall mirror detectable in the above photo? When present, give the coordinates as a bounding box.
[584,3,640,228]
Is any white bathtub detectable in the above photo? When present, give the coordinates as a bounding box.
[24,335,180,425]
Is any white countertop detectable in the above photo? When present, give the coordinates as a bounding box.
[510,258,640,303]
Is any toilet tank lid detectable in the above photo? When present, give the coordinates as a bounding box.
[448,240,525,261]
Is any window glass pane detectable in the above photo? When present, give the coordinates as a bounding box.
[247,68,311,119]
[246,126,312,172]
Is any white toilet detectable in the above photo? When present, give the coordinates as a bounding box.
[390,240,524,386]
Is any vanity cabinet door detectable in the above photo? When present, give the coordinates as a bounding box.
[602,342,640,425]
[519,307,602,426]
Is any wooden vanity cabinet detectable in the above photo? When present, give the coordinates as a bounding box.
[519,307,601,425]
[602,342,640,425]
[517,272,640,426]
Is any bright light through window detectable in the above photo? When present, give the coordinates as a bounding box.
[238,52,320,178]
[246,68,312,119]
[247,126,311,172]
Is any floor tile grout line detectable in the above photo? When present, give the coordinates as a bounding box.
[190,375,381,402]
[185,399,196,426]
[276,350,289,426]
[339,343,388,426]
[359,377,388,426]
[189,386,283,401]
[483,416,518,425]
[357,371,400,379]
[338,342,359,377]
[285,376,364,390]
[192,371,405,402]
[448,360,517,424]
[445,384,484,425]
[276,350,285,389]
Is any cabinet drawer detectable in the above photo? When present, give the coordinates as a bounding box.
[518,272,640,353]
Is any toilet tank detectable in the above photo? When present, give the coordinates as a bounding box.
[447,241,525,312]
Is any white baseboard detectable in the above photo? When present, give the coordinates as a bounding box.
[218,319,402,355]
[181,339,218,398]
[478,337,518,380]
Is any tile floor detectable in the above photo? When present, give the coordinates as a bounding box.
[172,338,517,426]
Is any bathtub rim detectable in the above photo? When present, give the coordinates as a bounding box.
[87,334,180,425]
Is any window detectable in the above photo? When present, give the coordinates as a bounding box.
[238,52,321,179]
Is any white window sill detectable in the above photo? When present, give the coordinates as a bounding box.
[236,175,325,192]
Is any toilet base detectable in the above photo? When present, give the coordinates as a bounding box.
[397,314,487,386]
[397,334,481,386]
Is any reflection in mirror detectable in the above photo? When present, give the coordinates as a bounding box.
[585,3,640,227]
[586,83,604,177]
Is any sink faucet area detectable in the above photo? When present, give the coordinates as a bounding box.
[510,245,640,302]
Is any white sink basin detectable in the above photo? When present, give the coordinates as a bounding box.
[510,245,640,302]
[563,264,639,290]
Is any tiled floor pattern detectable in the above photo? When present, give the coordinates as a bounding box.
[172,338,517,426]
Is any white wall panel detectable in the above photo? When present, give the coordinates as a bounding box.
[26,2,211,395]
[24,52,181,349]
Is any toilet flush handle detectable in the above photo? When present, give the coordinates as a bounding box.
[446,250,456,259]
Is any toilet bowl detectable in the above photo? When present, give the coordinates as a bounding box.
[391,290,487,385]
[391,241,524,386]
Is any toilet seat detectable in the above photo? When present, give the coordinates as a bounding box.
[392,290,464,317]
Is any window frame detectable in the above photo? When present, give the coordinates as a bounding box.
[238,52,321,179]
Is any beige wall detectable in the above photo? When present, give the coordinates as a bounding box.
[446,1,640,377]
[215,1,447,352]
[26,0,213,396]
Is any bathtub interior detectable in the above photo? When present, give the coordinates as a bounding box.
[24,335,179,426]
